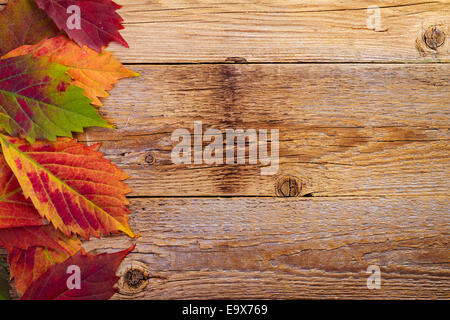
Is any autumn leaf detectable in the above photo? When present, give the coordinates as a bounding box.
[0,55,112,143]
[0,0,137,301]
[33,0,128,52]
[0,135,135,239]
[4,36,139,106]
[9,234,81,294]
[0,256,10,300]
[0,0,60,57]
[0,225,70,252]
[0,154,45,229]
[21,245,133,300]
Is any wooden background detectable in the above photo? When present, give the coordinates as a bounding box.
[2,0,450,299]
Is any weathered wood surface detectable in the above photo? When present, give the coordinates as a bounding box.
[3,196,447,299]
[1,0,449,299]
[109,0,449,63]
[78,64,450,197]
[3,0,448,62]
[81,197,449,299]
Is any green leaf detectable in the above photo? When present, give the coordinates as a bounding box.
[0,55,112,143]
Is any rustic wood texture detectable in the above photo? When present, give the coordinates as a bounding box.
[1,0,449,299]
[109,0,450,63]
[81,197,449,299]
[77,64,450,197]
[4,0,447,62]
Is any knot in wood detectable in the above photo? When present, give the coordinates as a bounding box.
[145,152,155,165]
[125,269,146,288]
[276,176,301,197]
[117,261,150,295]
[423,27,446,50]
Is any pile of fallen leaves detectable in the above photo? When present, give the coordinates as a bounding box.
[0,0,138,300]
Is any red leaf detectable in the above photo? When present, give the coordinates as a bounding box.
[21,245,134,300]
[33,0,129,52]
[0,0,60,56]
[0,135,135,239]
[9,234,81,294]
[0,154,44,229]
[0,225,69,252]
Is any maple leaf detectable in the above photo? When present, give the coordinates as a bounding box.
[0,55,112,143]
[0,154,45,229]
[0,135,135,239]
[0,0,60,56]
[4,36,139,106]
[8,234,82,294]
[21,245,134,300]
[33,0,128,52]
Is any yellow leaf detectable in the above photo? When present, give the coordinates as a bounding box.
[0,134,135,239]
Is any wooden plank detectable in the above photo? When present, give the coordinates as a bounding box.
[110,0,448,63]
[3,197,449,299]
[77,63,450,197]
[2,0,448,63]
[79,197,449,299]
[0,0,448,302]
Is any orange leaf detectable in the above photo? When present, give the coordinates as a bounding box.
[0,134,135,239]
[3,35,139,106]
[0,224,69,252]
[0,154,44,229]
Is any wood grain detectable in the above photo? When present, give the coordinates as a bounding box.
[80,197,449,299]
[3,0,448,63]
[3,196,449,299]
[77,63,450,197]
[1,0,449,300]
[106,0,450,63]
